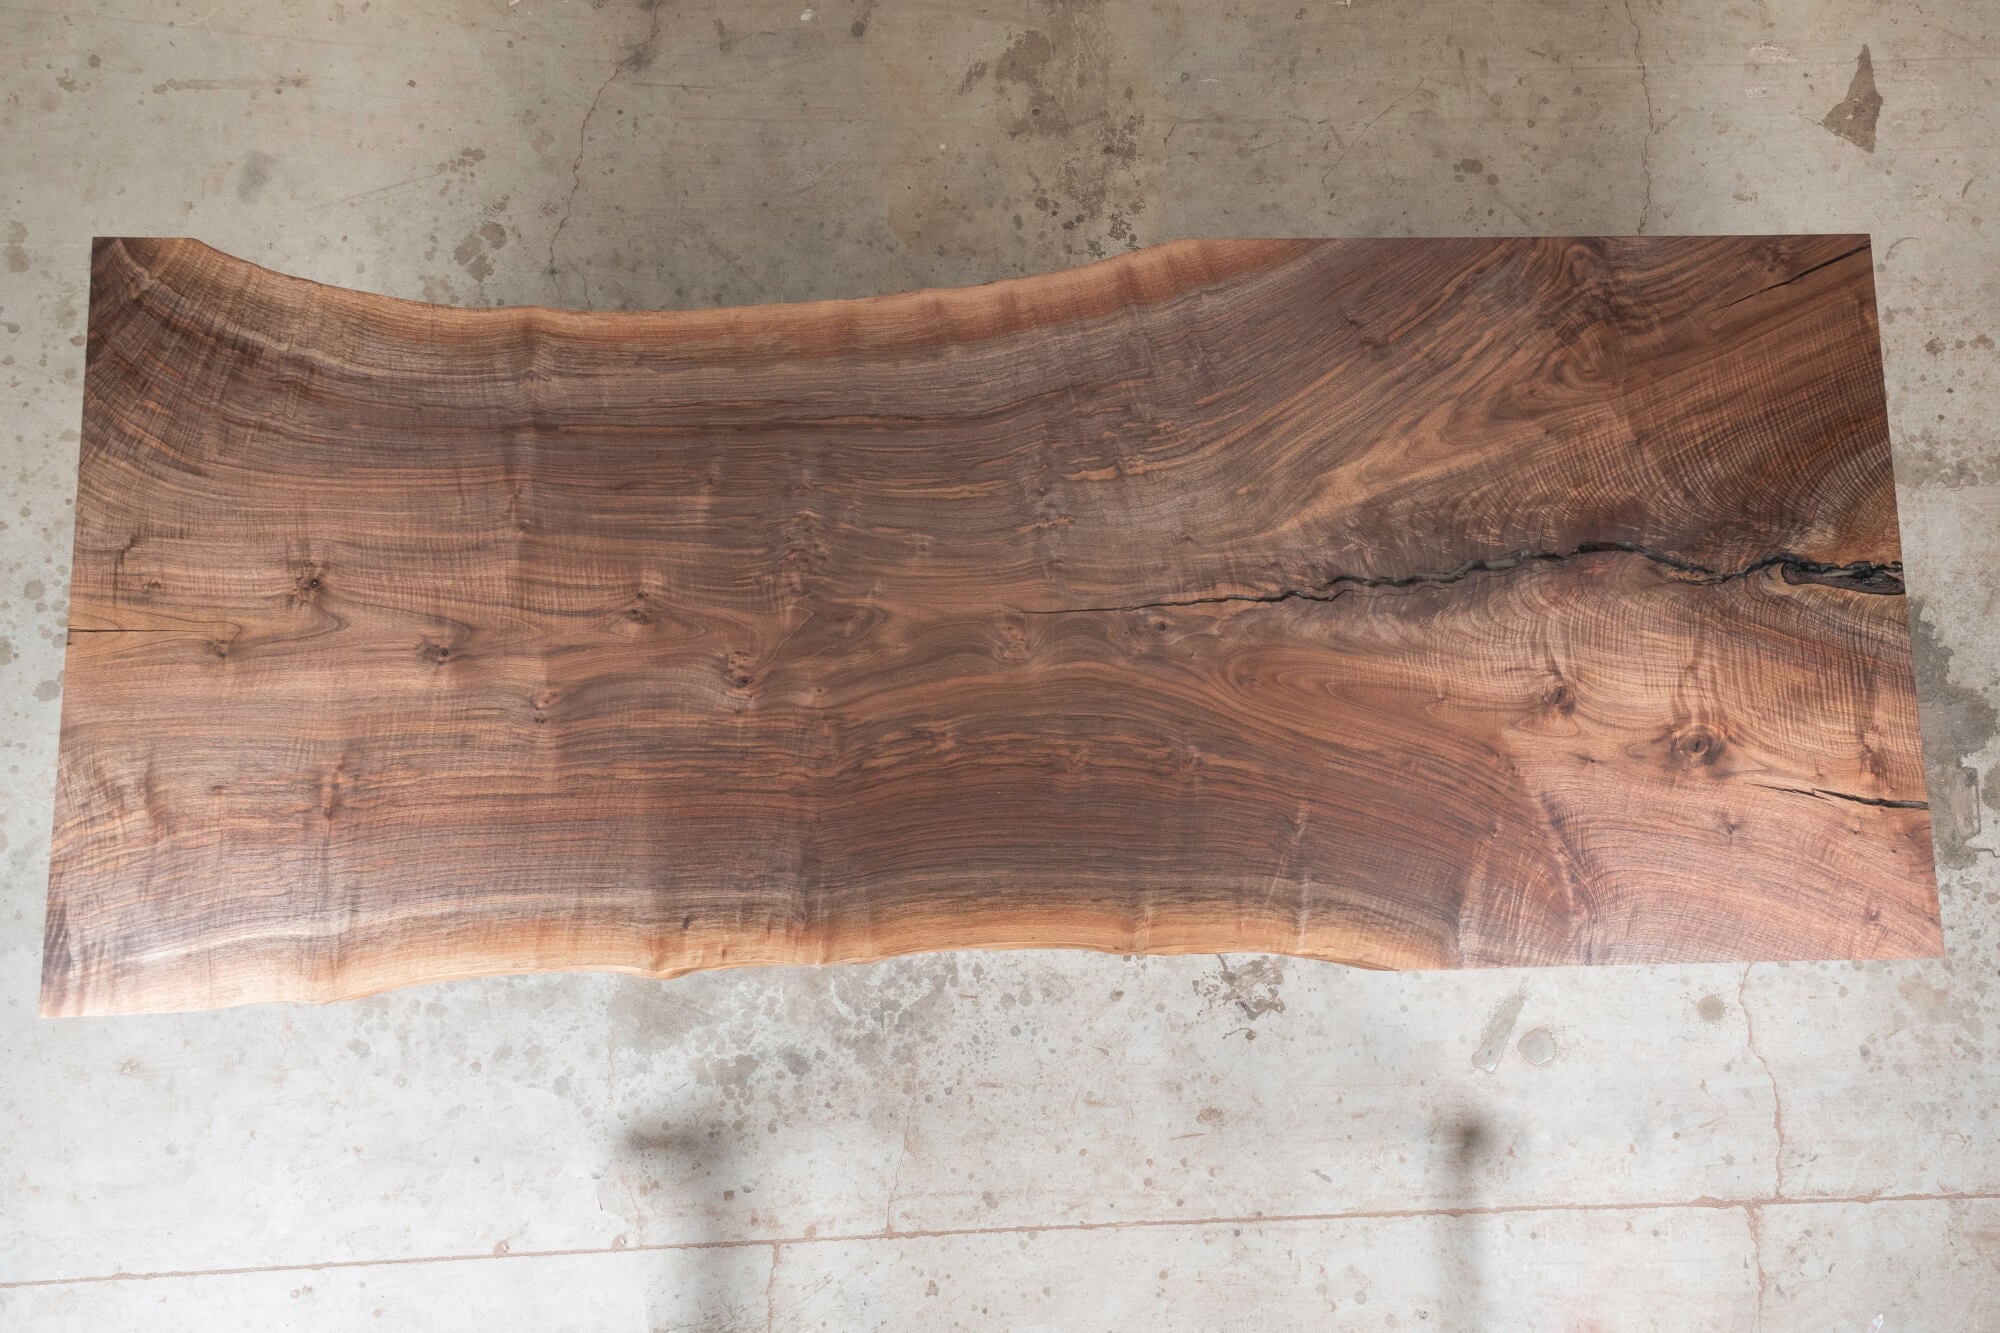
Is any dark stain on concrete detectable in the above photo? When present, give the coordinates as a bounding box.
[1896,423,1998,490]
[995,30,1055,86]
[453,230,494,281]
[995,30,1067,136]
[1979,759,2000,823]
[153,75,307,95]
[904,1,1144,263]
[1898,973,1986,1037]
[1909,596,1999,868]
[1101,114,1140,161]
[1445,1113,1493,1167]
[1822,45,1883,152]
[622,0,664,72]
[236,151,277,203]
[1195,955,1287,1020]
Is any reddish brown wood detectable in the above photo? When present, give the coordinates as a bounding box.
[43,235,1938,1015]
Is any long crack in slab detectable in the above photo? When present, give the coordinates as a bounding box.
[1718,240,1872,310]
[1025,542,1904,617]
[1752,784,1929,811]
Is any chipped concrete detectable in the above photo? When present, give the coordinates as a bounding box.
[3,1,2000,1327]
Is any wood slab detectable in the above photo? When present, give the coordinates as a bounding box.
[43,235,1939,1015]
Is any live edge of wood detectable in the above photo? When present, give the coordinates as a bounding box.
[42,234,1939,1016]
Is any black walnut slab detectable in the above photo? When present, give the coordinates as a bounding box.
[43,235,1939,1015]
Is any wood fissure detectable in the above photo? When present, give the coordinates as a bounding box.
[1717,240,1873,309]
[1024,546,1906,617]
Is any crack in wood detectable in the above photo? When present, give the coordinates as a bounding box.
[1026,543,1904,617]
[1719,240,1872,310]
[1752,784,1929,811]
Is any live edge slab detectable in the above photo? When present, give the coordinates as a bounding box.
[42,235,1939,1016]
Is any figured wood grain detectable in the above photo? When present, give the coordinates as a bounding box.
[43,235,1939,1015]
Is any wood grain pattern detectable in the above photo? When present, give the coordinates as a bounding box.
[43,235,1939,1015]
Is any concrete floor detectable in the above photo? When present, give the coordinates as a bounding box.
[3,0,1998,1327]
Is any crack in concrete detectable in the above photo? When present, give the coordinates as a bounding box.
[1318,79,1427,192]
[14,1188,2000,1291]
[1740,967,1788,1200]
[764,1243,780,1333]
[547,2,666,307]
[881,1094,919,1234]
[1022,543,1905,617]
[1623,0,1657,232]
[1744,1202,1772,1329]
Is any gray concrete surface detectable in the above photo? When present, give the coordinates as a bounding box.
[3,1,1998,1328]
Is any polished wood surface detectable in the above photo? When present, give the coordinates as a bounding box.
[43,235,1938,1015]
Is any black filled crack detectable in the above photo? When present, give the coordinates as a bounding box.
[1025,542,1903,617]
[1719,241,1872,310]
[1754,784,1929,811]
